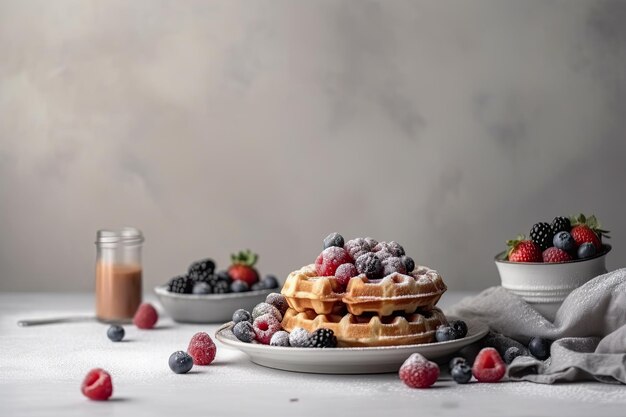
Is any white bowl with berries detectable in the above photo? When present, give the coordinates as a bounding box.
[155,251,280,323]
[495,214,611,321]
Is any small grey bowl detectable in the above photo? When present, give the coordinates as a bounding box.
[154,285,276,323]
[494,244,611,321]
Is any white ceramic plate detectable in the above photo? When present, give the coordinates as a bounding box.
[154,285,276,323]
[215,316,488,374]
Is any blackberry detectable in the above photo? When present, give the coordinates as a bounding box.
[188,258,216,282]
[529,222,554,251]
[551,216,571,234]
[167,275,194,294]
[355,253,383,279]
[212,280,230,294]
[306,328,337,348]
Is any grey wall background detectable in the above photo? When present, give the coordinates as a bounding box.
[1,0,625,292]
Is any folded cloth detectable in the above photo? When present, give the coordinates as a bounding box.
[446,268,626,384]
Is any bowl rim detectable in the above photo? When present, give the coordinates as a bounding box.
[494,244,611,265]
[154,285,276,300]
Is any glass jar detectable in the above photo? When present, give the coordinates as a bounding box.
[95,227,144,323]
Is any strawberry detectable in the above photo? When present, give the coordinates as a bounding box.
[569,213,610,250]
[228,250,260,286]
[506,235,542,262]
[542,247,572,263]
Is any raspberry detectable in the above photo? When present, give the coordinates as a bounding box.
[315,247,352,276]
[373,241,405,257]
[288,328,310,347]
[334,263,358,290]
[81,368,113,401]
[133,303,158,329]
[187,332,217,365]
[542,247,572,263]
[398,353,439,388]
[252,302,282,321]
[355,253,383,279]
[253,313,282,344]
[344,238,372,261]
[472,347,506,382]
[265,293,289,317]
[381,256,407,276]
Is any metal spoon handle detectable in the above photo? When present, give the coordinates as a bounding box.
[17,315,94,327]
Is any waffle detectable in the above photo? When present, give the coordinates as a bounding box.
[281,264,446,316]
[281,264,345,315]
[281,307,447,347]
[343,266,447,316]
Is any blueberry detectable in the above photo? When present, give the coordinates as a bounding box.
[107,325,125,342]
[233,321,255,343]
[435,325,457,342]
[192,281,212,294]
[232,309,252,324]
[503,346,524,364]
[216,270,231,282]
[401,256,415,273]
[230,280,249,293]
[168,351,193,374]
[451,363,472,384]
[577,242,597,259]
[250,282,265,291]
[323,232,345,249]
[553,232,576,252]
[449,356,467,370]
[449,320,468,339]
[261,275,279,289]
[528,337,552,360]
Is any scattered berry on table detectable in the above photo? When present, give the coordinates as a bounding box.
[232,309,252,324]
[188,258,216,282]
[230,280,250,293]
[506,236,542,262]
[577,242,597,259]
[261,275,279,289]
[81,368,113,401]
[381,256,407,276]
[503,346,524,364]
[168,351,193,374]
[529,222,555,251]
[253,313,282,345]
[401,256,415,273]
[323,232,345,249]
[472,347,506,383]
[528,337,552,360]
[542,247,572,263]
[212,279,230,294]
[399,353,440,388]
[552,231,576,252]
[306,328,337,348]
[435,325,457,342]
[450,320,468,339]
[228,250,260,286]
[355,253,383,279]
[270,331,291,347]
[252,302,282,321]
[334,263,358,290]
[233,321,255,343]
[192,281,212,294]
[265,293,289,316]
[167,275,194,294]
[344,238,373,261]
[449,357,467,370]
[451,363,472,384]
[288,327,310,347]
[315,246,353,276]
[107,325,125,342]
[551,216,571,234]
[373,241,405,257]
[187,332,217,365]
[133,303,158,329]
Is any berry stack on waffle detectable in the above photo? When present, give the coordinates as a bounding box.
[280,234,448,347]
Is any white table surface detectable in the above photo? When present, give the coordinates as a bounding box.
[1,291,625,417]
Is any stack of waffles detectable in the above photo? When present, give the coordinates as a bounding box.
[280,264,448,347]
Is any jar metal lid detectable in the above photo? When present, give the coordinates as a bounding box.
[96,227,144,244]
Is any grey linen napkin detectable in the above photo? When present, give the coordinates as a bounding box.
[446,268,626,384]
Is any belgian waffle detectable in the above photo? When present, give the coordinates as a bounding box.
[281,307,447,347]
[281,264,345,315]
